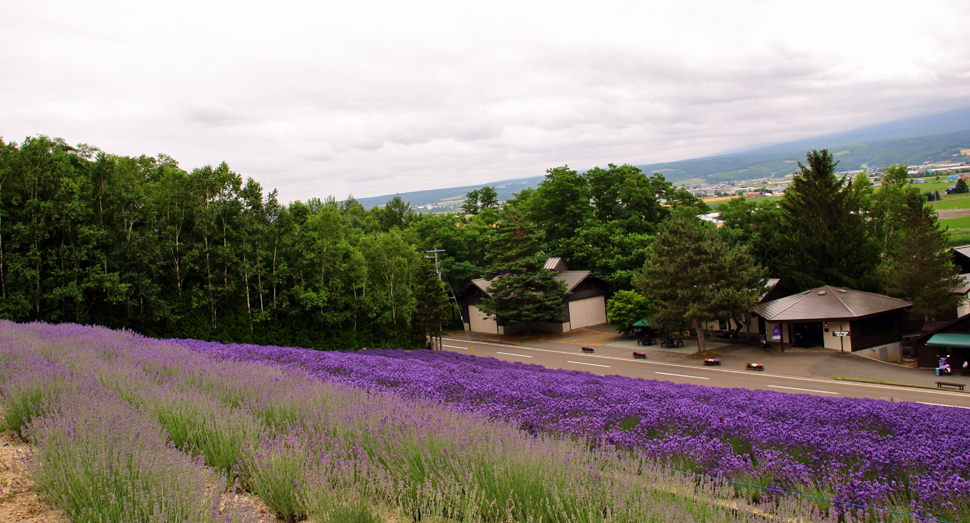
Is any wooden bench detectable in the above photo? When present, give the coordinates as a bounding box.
[581,346,594,353]
[936,381,965,391]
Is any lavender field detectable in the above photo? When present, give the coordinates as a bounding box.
[174,338,970,520]
[0,321,964,522]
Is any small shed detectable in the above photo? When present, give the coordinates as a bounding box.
[753,286,911,361]
[912,314,970,369]
[457,258,610,335]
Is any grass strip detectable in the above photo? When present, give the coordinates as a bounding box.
[832,376,961,391]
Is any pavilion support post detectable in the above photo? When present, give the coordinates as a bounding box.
[779,323,785,352]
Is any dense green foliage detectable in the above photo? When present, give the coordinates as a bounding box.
[716,155,962,318]
[639,215,766,351]
[0,136,442,349]
[477,210,569,329]
[0,136,959,345]
[605,290,652,335]
[776,150,879,290]
[880,190,963,320]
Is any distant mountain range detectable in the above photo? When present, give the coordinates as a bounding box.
[632,129,970,186]
[355,106,970,210]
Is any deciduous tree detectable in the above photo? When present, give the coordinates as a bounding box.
[606,289,652,335]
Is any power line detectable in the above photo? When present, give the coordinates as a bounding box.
[424,248,445,280]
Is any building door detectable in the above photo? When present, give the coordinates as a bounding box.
[468,305,499,334]
[793,322,823,345]
[568,296,607,330]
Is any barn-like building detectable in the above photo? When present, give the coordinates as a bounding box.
[457,258,610,335]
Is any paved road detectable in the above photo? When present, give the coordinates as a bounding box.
[441,336,970,409]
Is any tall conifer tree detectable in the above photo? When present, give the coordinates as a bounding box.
[881,190,963,320]
[637,215,765,351]
[777,149,879,290]
[478,210,567,332]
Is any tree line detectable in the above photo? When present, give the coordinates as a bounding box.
[436,150,957,348]
[0,136,451,349]
[0,136,956,349]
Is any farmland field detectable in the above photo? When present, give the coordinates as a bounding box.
[2,322,967,522]
[927,197,970,211]
[940,215,970,229]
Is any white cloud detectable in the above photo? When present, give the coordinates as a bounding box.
[2,0,969,203]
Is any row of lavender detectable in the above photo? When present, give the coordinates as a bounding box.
[174,339,970,518]
[0,321,839,523]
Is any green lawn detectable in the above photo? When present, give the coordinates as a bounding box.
[928,197,970,210]
[917,180,951,193]
[941,215,970,229]
[948,229,970,247]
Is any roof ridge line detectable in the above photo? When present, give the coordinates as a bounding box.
[771,289,810,316]
[831,286,858,317]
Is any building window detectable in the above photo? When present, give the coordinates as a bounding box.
[854,315,895,337]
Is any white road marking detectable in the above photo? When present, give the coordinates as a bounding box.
[497,352,531,358]
[443,345,468,350]
[567,361,610,368]
[656,371,709,380]
[768,385,837,395]
[440,338,970,400]
[917,401,970,410]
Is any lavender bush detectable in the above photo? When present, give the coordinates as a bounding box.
[0,321,949,522]
[27,391,221,523]
[174,338,970,520]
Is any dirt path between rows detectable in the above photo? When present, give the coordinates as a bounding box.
[0,430,67,523]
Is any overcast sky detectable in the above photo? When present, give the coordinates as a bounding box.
[3,1,969,203]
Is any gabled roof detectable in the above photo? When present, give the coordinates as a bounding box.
[543,257,569,273]
[758,278,797,303]
[953,273,970,295]
[952,245,970,260]
[470,279,491,294]
[753,286,911,322]
[466,270,599,297]
[950,246,970,273]
[913,313,970,345]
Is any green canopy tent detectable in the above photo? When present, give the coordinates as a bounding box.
[632,318,648,328]
[926,333,970,348]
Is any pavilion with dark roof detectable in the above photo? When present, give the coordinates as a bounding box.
[753,286,912,361]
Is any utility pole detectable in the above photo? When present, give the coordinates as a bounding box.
[424,249,446,350]
[425,249,444,280]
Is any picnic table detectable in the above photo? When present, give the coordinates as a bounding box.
[660,337,684,348]
[637,335,655,346]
